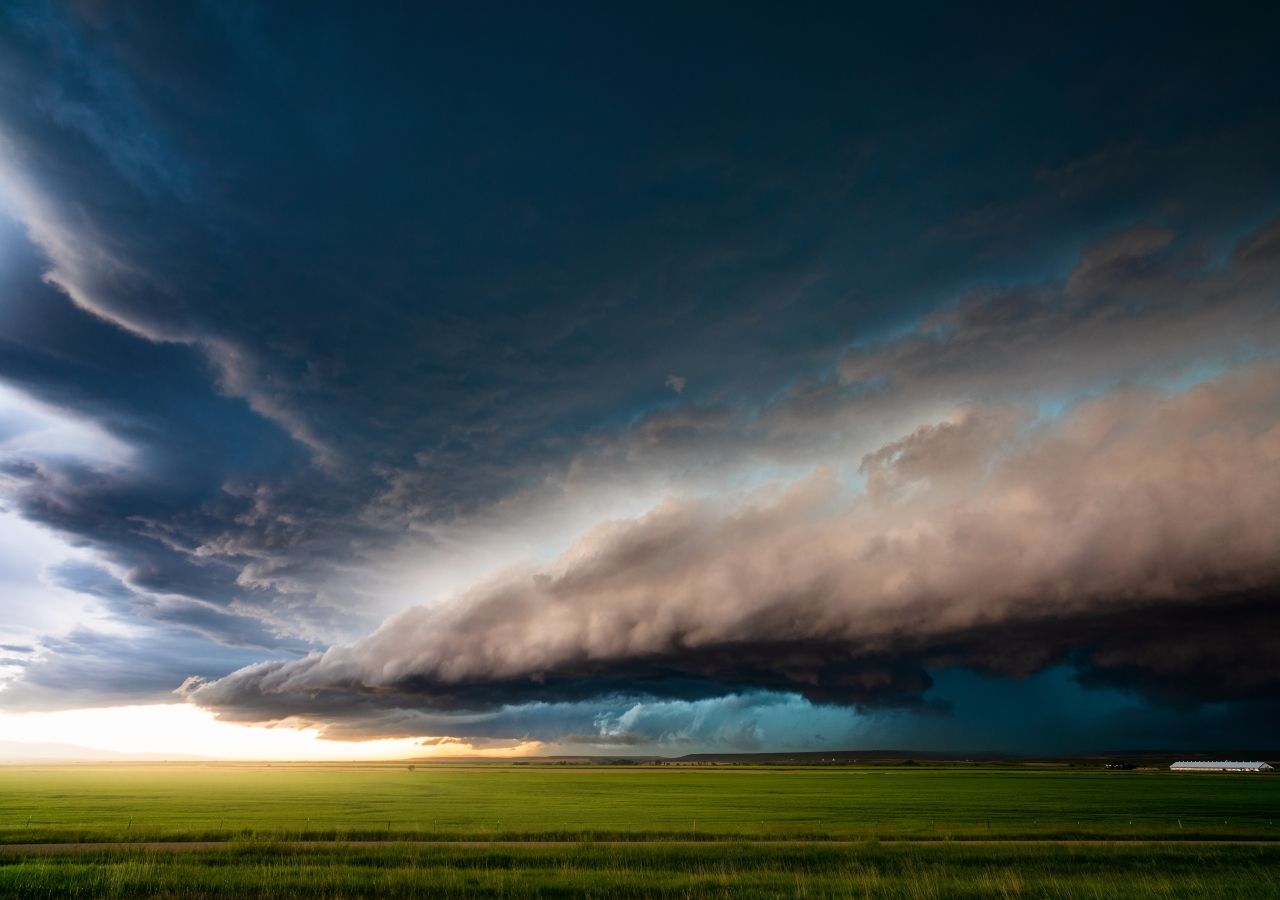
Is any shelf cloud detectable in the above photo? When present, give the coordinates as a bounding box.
[192,360,1280,737]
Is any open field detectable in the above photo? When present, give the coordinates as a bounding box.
[3,764,1278,897]
[2,763,1278,843]
[2,841,1279,898]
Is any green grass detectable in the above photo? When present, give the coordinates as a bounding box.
[2,763,1278,843]
[2,842,1278,898]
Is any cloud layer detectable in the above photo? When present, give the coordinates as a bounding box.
[1,1,1279,750]
[192,360,1280,736]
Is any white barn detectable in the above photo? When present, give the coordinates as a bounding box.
[1169,761,1273,772]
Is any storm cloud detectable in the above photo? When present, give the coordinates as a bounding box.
[1,1,1279,751]
[192,360,1280,735]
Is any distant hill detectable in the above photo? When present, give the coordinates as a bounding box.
[671,749,1009,764]
[418,748,1280,766]
[669,749,1280,765]
[410,754,666,765]
[409,750,1006,765]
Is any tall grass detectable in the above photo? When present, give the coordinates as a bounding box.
[2,842,1278,898]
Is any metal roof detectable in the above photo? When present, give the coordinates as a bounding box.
[1169,760,1272,769]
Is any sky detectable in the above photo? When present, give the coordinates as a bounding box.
[0,1,1278,760]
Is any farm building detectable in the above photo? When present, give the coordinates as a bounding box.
[1169,761,1273,772]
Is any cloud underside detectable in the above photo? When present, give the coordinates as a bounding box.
[1,4,1279,748]
[192,361,1280,737]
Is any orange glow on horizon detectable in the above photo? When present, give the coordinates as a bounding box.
[0,703,545,761]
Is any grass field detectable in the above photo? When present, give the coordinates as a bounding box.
[2,763,1278,842]
[3,841,1279,898]
[2,763,1278,897]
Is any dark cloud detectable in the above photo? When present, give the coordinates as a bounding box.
[566,219,1280,490]
[0,1,1278,751]
[835,222,1279,408]
[0,625,274,711]
[202,688,814,750]
[0,559,308,708]
[1064,223,1175,297]
[1234,218,1280,269]
[46,561,310,652]
[193,363,1280,735]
